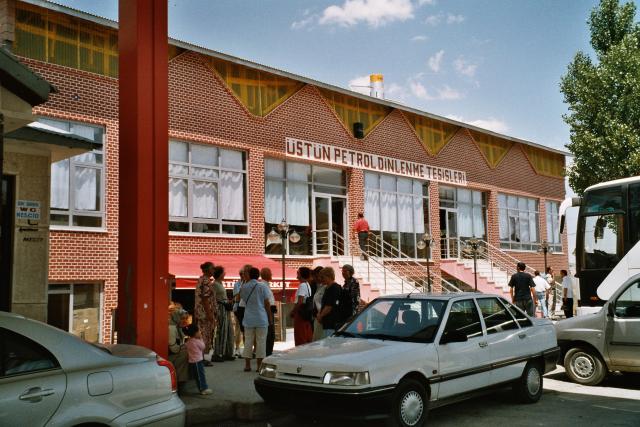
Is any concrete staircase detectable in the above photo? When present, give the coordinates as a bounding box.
[440,259,511,299]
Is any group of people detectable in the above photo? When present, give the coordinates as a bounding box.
[167,261,363,395]
[508,262,575,319]
[290,264,361,345]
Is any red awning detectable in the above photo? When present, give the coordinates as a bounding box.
[169,254,299,289]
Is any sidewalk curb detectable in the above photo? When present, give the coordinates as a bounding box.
[183,395,282,426]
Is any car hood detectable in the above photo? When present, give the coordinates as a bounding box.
[266,336,428,374]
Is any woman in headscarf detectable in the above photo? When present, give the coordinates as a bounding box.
[168,303,189,389]
[194,261,217,364]
[211,265,235,362]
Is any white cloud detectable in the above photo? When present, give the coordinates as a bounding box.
[411,35,428,42]
[446,13,465,24]
[319,0,414,28]
[410,80,430,99]
[425,12,465,26]
[447,115,509,133]
[427,50,444,72]
[291,15,316,30]
[348,75,372,95]
[424,14,442,26]
[453,57,478,77]
[437,85,463,100]
[418,0,436,5]
[385,82,409,102]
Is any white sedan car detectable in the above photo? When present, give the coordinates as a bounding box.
[255,293,559,427]
[0,311,185,427]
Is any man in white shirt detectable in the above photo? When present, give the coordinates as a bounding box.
[532,270,551,318]
[561,269,574,318]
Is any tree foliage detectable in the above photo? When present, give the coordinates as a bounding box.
[561,0,640,194]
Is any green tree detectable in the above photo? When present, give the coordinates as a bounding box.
[561,0,640,194]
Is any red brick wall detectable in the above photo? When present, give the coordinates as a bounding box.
[21,50,567,342]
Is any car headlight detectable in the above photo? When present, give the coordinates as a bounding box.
[322,371,370,386]
[259,363,277,378]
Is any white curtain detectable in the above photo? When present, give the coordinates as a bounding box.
[220,171,244,220]
[364,171,379,189]
[529,212,538,242]
[413,196,425,234]
[169,178,188,217]
[398,194,413,233]
[381,192,397,232]
[193,181,217,218]
[499,208,509,240]
[51,159,70,209]
[70,122,97,141]
[365,190,380,230]
[473,206,485,238]
[286,182,309,226]
[169,140,188,162]
[285,162,309,226]
[265,180,284,224]
[74,167,98,210]
[265,158,284,179]
[458,202,473,237]
[520,211,530,243]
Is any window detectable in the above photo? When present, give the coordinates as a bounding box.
[630,184,640,248]
[47,283,102,342]
[614,281,640,318]
[545,201,562,252]
[0,329,59,377]
[581,214,624,270]
[498,194,539,250]
[439,186,486,240]
[365,172,429,258]
[502,298,533,327]
[443,299,483,339]
[264,159,346,255]
[169,141,247,234]
[43,118,105,229]
[476,298,519,334]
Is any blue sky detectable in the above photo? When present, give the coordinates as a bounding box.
[50,0,615,153]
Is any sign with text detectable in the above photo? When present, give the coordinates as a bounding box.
[16,200,41,221]
[286,137,467,186]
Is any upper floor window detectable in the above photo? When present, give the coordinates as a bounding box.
[545,201,562,252]
[169,141,247,234]
[43,118,105,229]
[498,194,539,251]
[365,172,429,258]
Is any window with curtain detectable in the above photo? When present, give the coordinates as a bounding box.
[438,186,487,242]
[498,193,539,250]
[545,201,562,252]
[264,159,346,256]
[43,118,105,229]
[364,172,428,258]
[169,140,247,234]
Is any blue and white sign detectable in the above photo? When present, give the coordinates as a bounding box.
[16,200,41,221]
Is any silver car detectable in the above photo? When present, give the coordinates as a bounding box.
[555,274,640,385]
[0,311,185,427]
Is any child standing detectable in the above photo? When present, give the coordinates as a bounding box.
[185,325,212,395]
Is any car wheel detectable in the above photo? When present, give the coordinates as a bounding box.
[513,361,543,403]
[564,347,606,386]
[387,378,428,427]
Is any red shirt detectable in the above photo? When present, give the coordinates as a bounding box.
[354,218,370,233]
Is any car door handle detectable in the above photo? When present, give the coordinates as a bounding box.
[478,341,488,348]
[19,387,55,402]
[518,333,527,339]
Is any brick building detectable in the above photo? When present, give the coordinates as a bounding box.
[1,0,568,343]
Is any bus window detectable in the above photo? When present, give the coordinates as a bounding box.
[630,184,640,247]
[582,214,624,269]
[584,188,623,214]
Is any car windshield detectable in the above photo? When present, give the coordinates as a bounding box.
[338,298,447,343]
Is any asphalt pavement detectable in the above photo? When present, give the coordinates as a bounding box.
[180,331,640,427]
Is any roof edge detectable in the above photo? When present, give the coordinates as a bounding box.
[24,0,569,157]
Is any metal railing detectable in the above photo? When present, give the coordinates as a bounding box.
[342,232,463,294]
[458,238,564,315]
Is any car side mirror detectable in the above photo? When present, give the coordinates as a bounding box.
[441,330,468,344]
[607,303,616,317]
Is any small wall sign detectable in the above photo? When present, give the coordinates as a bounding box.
[16,200,41,221]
